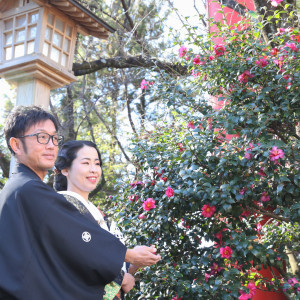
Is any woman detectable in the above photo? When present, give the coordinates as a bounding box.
[54,140,137,300]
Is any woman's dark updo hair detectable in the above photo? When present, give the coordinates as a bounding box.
[54,140,102,191]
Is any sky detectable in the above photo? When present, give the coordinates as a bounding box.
[0,0,205,121]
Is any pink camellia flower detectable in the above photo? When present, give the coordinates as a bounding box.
[181,219,190,229]
[260,191,270,202]
[143,198,156,211]
[188,121,195,129]
[140,79,148,90]
[201,204,216,218]
[213,44,226,57]
[171,295,183,300]
[178,143,185,152]
[276,28,286,35]
[191,69,200,78]
[269,146,284,162]
[138,213,146,219]
[211,262,223,275]
[238,70,254,83]
[273,56,284,70]
[205,273,211,282]
[128,194,138,202]
[239,292,252,300]
[130,181,143,188]
[220,246,233,258]
[209,55,215,61]
[285,42,298,51]
[256,223,262,232]
[244,143,255,160]
[193,55,205,65]
[179,45,187,58]
[288,277,298,286]
[165,186,175,198]
[240,187,247,195]
[247,282,256,297]
[270,0,283,7]
[244,152,252,160]
[255,58,268,67]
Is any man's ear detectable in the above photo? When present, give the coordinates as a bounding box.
[9,137,22,155]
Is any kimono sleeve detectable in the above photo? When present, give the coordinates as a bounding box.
[19,180,127,286]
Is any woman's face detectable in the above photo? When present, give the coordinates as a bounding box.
[63,145,102,200]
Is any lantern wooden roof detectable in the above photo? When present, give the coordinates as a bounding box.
[35,0,115,39]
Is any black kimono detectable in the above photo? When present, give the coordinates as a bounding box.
[0,164,127,299]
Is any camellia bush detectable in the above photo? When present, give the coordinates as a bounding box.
[112,4,300,300]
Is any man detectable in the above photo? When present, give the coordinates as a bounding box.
[0,106,161,299]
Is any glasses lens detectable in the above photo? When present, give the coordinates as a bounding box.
[37,133,50,144]
[57,136,63,146]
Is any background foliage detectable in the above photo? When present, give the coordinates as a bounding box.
[112,4,300,300]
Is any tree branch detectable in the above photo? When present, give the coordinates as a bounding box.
[218,0,248,16]
[73,55,189,76]
[88,99,132,163]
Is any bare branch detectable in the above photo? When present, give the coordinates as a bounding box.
[88,99,132,163]
[73,55,188,76]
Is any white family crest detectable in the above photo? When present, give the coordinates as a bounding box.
[82,231,91,242]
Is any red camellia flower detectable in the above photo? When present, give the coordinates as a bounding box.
[193,55,205,65]
[270,47,279,56]
[220,246,233,258]
[165,186,174,198]
[143,198,156,211]
[213,44,226,57]
[255,58,268,67]
[260,191,270,202]
[238,70,254,83]
[269,146,284,162]
[291,34,300,42]
[178,45,187,58]
[140,79,148,90]
[258,167,266,177]
[201,204,216,218]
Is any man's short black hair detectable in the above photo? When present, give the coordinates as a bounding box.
[4,105,59,155]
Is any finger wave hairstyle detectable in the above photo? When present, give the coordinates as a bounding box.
[54,140,102,191]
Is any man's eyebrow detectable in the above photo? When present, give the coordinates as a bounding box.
[33,129,58,133]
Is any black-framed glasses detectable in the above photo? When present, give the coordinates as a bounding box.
[17,133,64,146]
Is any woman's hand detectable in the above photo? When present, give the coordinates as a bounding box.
[121,273,135,294]
[128,264,140,275]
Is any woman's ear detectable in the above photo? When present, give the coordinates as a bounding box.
[9,137,22,155]
[61,169,68,176]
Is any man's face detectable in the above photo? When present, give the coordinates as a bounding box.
[16,119,59,179]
